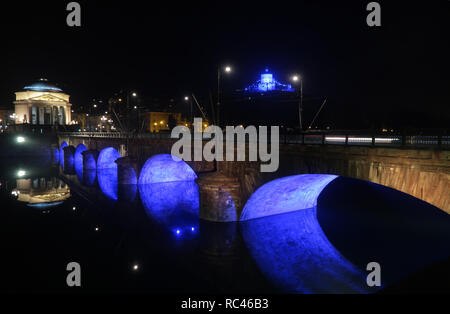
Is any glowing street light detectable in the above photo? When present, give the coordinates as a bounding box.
[291,74,303,130]
[217,64,233,126]
[16,136,25,143]
[184,96,193,123]
[17,170,26,177]
[132,92,137,97]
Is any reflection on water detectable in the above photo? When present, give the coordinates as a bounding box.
[83,169,96,186]
[2,151,450,294]
[52,147,59,163]
[241,208,371,294]
[118,184,137,202]
[12,176,70,209]
[97,168,118,200]
[139,181,199,236]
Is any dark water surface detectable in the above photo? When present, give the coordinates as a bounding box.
[1,156,450,294]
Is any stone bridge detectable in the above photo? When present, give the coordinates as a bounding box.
[56,132,450,221]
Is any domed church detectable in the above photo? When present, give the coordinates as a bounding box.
[13,78,72,125]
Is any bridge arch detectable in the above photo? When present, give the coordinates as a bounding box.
[138,154,197,185]
[240,174,338,221]
[97,147,121,169]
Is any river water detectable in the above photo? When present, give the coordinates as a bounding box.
[1,152,450,294]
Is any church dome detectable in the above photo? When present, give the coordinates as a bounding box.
[23,78,63,92]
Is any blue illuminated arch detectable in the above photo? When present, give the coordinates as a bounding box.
[60,141,68,166]
[97,147,121,169]
[240,174,338,221]
[74,143,87,175]
[138,154,197,184]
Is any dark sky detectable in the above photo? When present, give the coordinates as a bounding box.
[0,1,449,129]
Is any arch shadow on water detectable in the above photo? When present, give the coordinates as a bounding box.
[316,176,450,290]
[74,144,87,182]
[97,147,121,169]
[139,180,199,237]
[139,154,197,184]
[59,141,68,167]
[82,169,97,187]
[239,174,370,294]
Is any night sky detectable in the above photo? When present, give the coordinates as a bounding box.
[0,1,449,129]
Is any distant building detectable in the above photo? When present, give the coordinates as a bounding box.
[244,68,295,93]
[144,111,183,132]
[13,79,72,125]
[224,69,300,127]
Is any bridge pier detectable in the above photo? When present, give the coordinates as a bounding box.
[62,146,75,174]
[196,172,243,222]
[115,156,140,185]
[82,149,99,170]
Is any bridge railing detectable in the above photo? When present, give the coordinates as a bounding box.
[57,131,449,149]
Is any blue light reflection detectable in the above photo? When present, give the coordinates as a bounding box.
[240,208,371,294]
[139,180,199,236]
[75,144,87,181]
[97,168,118,200]
[60,141,68,167]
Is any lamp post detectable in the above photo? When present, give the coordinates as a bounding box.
[292,75,303,131]
[217,65,232,127]
[184,96,193,125]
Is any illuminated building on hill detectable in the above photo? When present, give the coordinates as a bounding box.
[223,69,300,127]
[244,69,295,93]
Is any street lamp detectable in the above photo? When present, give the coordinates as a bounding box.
[184,96,194,124]
[217,65,232,126]
[292,75,303,130]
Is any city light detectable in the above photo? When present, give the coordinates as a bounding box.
[292,75,300,82]
[184,96,189,101]
[132,264,139,271]
[16,136,25,143]
[17,170,26,177]
[132,92,137,97]
[225,66,231,72]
